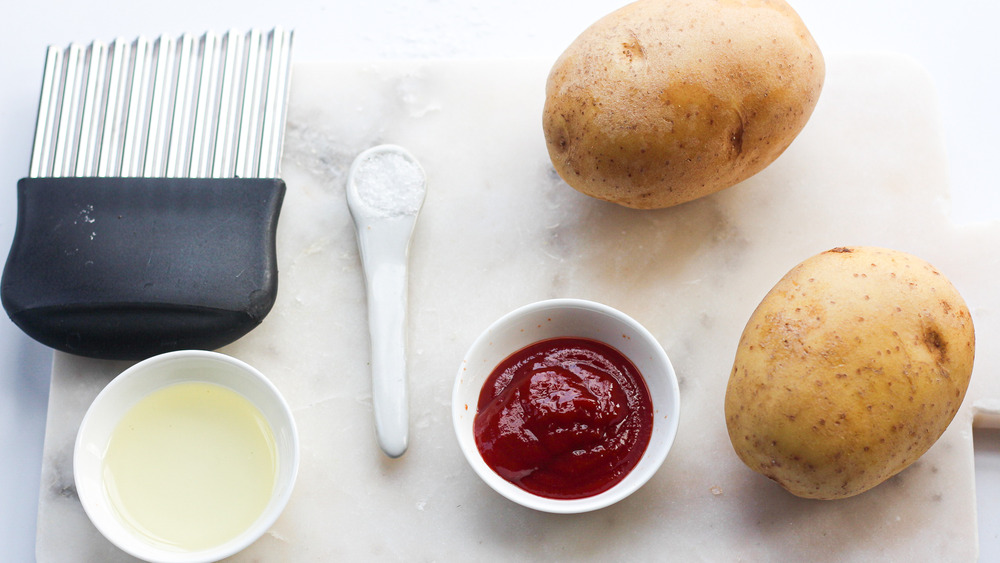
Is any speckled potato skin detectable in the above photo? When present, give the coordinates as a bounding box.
[725,247,975,500]
[543,0,825,209]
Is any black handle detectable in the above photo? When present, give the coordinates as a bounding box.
[1,176,285,360]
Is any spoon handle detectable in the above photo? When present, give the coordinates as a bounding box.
[356,220,414,458]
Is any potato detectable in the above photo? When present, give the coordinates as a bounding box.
[543,0,825,209]
[725,246,975,499]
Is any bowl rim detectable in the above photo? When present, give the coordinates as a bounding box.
[451,298,681,514]
[73,349,299,563]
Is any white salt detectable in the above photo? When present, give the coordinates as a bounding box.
[352,151,425,218]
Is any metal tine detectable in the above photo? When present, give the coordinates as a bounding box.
[165,34,198,178]
[234,29,265,179]
[257,29,279,178]
[30,28,292,180]
[75,41,108,177]
[211,29,245,178]
[190,32,221,179]
[142,36,176,178]
[272,27,294,176]
[29,46,63,178]
[259,28,293,178]
[51,44,85,177]
[120,37,153,177]
[97,38,132,177]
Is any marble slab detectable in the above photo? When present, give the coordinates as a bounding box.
[36,53,1000,561]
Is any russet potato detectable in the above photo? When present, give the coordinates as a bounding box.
[543,0,824,209]
[725,247,975,499]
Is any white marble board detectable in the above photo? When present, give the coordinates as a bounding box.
[36,53,1000,561]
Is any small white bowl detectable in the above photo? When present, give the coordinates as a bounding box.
[452,298,680,514]
[74,350,299,563]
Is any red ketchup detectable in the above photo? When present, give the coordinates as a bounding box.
[473,337,653,499]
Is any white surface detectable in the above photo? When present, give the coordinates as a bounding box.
[32,53,1000,561]
[0,1,997,561]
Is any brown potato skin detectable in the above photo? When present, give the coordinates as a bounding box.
[543,0,825,209]
[725,247,975,499]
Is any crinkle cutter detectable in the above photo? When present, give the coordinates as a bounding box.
[1,29,293,360]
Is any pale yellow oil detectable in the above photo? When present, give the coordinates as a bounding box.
[103,381,278,551]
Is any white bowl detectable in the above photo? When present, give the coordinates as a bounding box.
[452,298,680,514]
[74,350,299,563]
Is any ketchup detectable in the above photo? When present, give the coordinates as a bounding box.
[473,337,653,499]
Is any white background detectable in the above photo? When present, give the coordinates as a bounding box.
[1,1,997,560]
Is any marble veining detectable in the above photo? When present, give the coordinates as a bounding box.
[35,55,999,561]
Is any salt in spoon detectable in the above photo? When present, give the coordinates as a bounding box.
[346,145,427,458]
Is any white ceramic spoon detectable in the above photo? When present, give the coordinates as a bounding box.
[346,145,427,458]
